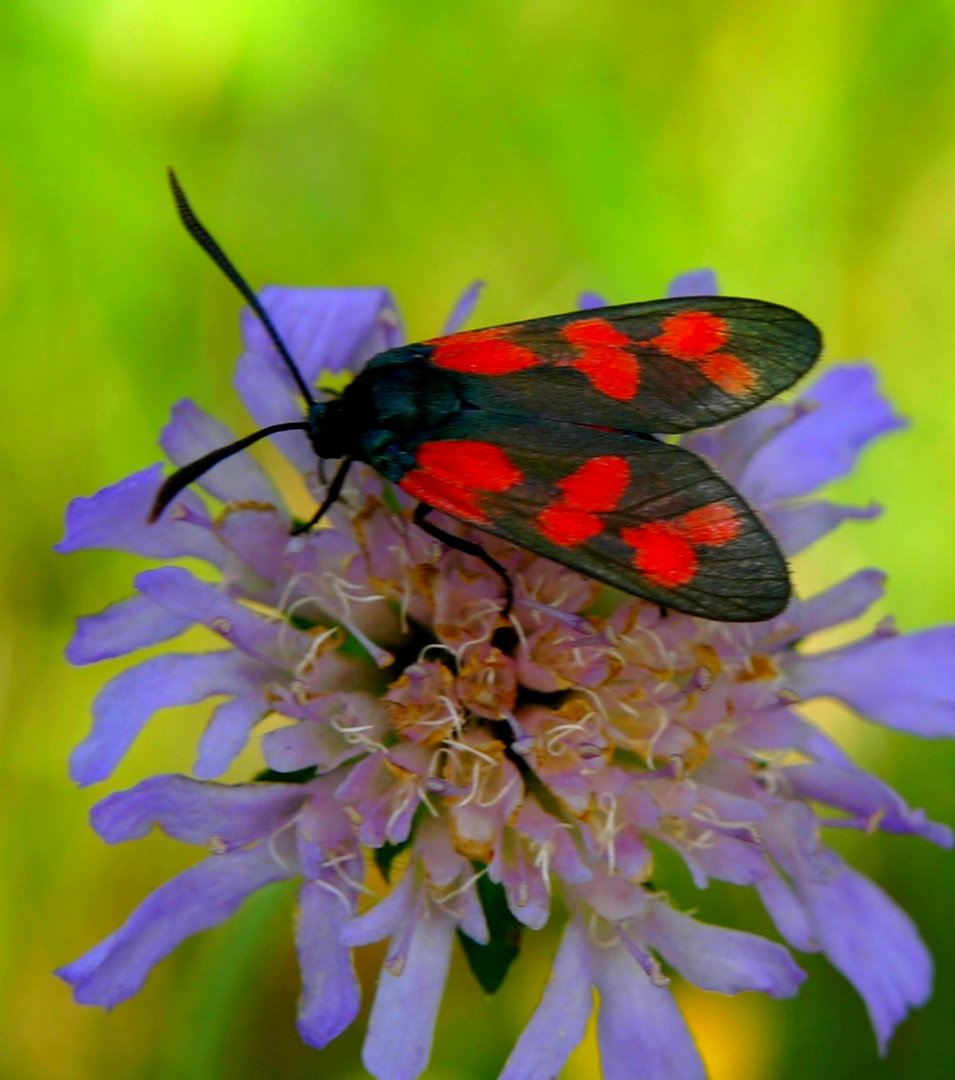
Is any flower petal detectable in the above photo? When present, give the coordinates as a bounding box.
[57,464,222,564]
[591,941,706,1080]
[296,880,361,1048]
[782,763,952,847]
[755,871,817,952]
[499,918,593,1080]
[56,845,290,1006]
[781,569,885,640]
[160,399,283,506]
[235,287,402,471]
[66,594,192,664]
[341,871,415,946]
[441,281,484,334]
[90,774,308,849]
[787,626,955,736]
[70,651,260,785]
[741,365,905,504]
[667,269,719,298]
[643,903,806,997]
[135,566,303,659]
[578,291,608,310]
[796,854,933,1054]
[195,695,272,778]
[362,904,455,1080]
[764,500,881,556]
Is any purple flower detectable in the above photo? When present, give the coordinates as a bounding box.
[58,275,954,1079]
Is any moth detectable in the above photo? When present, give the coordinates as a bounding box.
[152,172,822,621]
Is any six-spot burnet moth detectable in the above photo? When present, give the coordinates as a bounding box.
[151,171,823,622]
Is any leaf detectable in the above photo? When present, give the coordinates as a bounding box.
[458,870,522,994]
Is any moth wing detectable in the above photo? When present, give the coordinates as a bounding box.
[399,414,789,621]
[422,295,821,434]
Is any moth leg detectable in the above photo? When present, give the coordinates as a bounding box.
[291,457,354,535]
[413,503,514,616]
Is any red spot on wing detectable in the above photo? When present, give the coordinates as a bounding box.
[429,327,542,375]
[621,522,697,587]
[680,503,741,546]
[621,501,740,589]
[537,456,630,547]
[400,440,523,524]
[699,352,757,396]
[646,310,756,398]
[563,318,640,401]
[652,311,728,358]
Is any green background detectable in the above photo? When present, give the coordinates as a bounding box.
[2,1,953,1077]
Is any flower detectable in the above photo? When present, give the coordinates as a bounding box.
[58,270,955,1080]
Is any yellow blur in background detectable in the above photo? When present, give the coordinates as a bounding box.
[1,2,954,1078]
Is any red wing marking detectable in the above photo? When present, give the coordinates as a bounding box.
[400,440,523,524]
[680,503,741,546]
[429,327,542,375]
[651,311,728,358]
[697,352,756,396]
[562,318,640,401]
[620,522,697,587]
[537,455,630,546]
[621,501,740,589]
[645,310,756,397]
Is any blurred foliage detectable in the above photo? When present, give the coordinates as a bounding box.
[1,1,953,1077]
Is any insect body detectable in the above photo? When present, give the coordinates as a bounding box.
[153,173,822,622]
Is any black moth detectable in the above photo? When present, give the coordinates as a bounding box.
[152,172,822,621]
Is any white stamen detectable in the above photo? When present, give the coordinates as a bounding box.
[315,877,354,914]
[444,739,497,765]
[478,776,518,810]
[437,864,489,904]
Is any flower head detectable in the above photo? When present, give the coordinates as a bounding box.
[58,272,955,1078]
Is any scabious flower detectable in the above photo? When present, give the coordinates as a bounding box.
[58,270,955,1080]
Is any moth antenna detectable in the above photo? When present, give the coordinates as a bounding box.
[149,420,309,523]
[167,167,316,406]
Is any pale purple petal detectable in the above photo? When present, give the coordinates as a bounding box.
[667,269,719,298]
[686,833,770,885]
[578,291,608,310]
[90,774,308,849]
[643,904,806,997]
[764,500,881,556]
[755,872,818,952]
[195,695,271,778]
[362,905,455,1080]
[57,464,222,565]
[796,855,933,1054]
[66,595,192,664]
[741,366,905,504]
[135,566,303,659]
[160,399,283,506]
[685,404,790,485]
[781,569,885,640]
[341,871,415,946]
[441,281,484,334]
[782,763,952,846]
[500,918,593,1080]
[787,626,955,736]
[235,287,402,471]
[70,651,259,785]
[592,943,705,1080]
[296,881,361,1048]
[57,845,290,1006]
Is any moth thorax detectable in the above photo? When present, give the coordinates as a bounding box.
[305,400,351,460]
